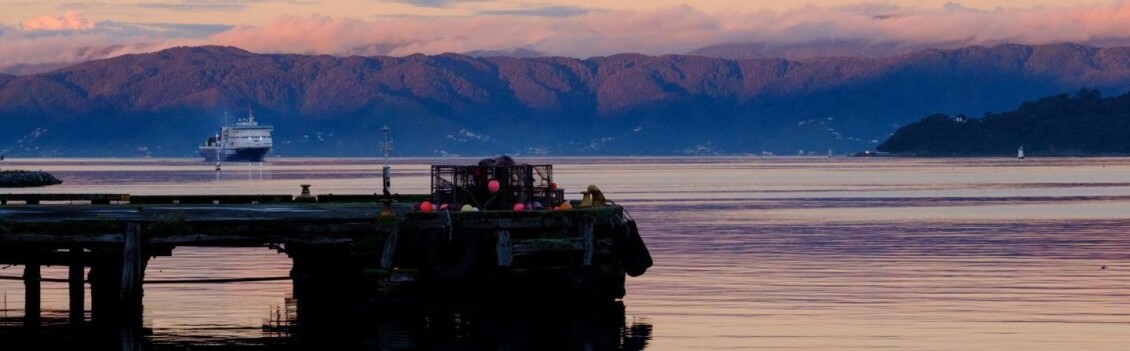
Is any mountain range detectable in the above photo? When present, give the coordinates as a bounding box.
[3,43,1130,157]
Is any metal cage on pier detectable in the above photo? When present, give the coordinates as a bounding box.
[430,160,558,210]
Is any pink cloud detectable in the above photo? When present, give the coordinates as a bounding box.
[20,11,95,32]
[205,7,730,57]
[715,2,1130,47]
[7,3,1130,74]
[0,32,177,74]
[204,3,1130,58]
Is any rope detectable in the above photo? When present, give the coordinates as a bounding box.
[445,210,454,241]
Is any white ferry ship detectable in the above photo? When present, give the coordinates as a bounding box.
[199,112,273,162]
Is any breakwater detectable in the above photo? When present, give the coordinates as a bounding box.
[0,170,62,187]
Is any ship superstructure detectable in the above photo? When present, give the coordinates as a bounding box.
[199,112,273,162]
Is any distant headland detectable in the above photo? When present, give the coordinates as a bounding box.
[0,170,63,188]
[877,89,1130,157]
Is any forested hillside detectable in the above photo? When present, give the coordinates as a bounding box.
[878,89,1130,156]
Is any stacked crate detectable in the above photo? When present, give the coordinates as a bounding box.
[431,162,556,210]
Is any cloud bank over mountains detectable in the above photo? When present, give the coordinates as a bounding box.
[20,11,95,31]
[5,2,1130,73]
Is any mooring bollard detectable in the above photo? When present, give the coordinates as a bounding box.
[296,184,316,202]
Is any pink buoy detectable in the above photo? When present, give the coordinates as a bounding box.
[420,201,433,212]
[488,179,500,193]
[513,203,525,211]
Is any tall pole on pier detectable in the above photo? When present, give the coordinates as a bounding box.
[216,112,228,172]
[380,126,394,216]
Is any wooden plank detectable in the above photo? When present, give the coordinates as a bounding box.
[0,249,103,266]
[511,238,582,254]
[0,233,124,244]
[380,223,399,269]
[2,231,365,247]
[411,218,574,230]
[496,230,513,267]
[128,195,293,204]
[316,193,429,203]
[0,193,129,203]
[0,203,618,229]
[148,235,354,245]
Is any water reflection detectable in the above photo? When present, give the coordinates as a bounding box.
[353,301,650,351]
[1,301,652,350]
[5,157,1130,350]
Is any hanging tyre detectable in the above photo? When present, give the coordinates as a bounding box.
[615,219,653,277]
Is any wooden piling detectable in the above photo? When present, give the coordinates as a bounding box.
[120,324,143,351]
[23,263,41,327]
[89,255,120,326]
[496,230,513,267]
[119,222,144,321]
[288,244,363,334]
[380,223,399,269]
[69,246,84,327]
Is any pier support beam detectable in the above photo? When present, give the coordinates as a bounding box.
[288,243,362,341]
[581,219,594,266]
[380,224,400,269]
[496,230,513,267]
[88,223,148,329]
[119,222,145,323]
[23,263,41,328]
[69,246,85,327]
[89,254,121,326]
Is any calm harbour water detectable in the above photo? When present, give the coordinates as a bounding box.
[2,157,1129,350]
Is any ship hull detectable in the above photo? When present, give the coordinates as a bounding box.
[199,146,270,162]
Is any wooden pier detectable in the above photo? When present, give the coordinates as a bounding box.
[0,192,647,337]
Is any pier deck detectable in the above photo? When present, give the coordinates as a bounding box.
[0,202,389,248]
[0,194,640,338]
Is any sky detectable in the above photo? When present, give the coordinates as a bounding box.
[2,1,1130,72]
